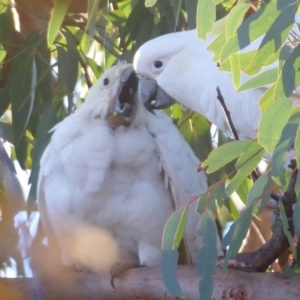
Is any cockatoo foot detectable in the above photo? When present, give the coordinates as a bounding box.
[110,261,140,288]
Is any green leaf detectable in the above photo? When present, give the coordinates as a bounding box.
[61,31,79,93]
[185,0,197,29]
[145,0,157,7]
[220,0,297,63]
[197,0,215,40]
[272,108,300,177]
[47,0,71,46]
[179,113,212,162]
[161,250,184,298]
[296,125,300,175]
[161,210,184,298]
[223,198,240,219]
[174,205,188,248]
[0,122,14,144]
[275,43,300,99]
[258,98,293,153]
[209,31,226,62]
[230,53,241,90]
[87,0,99,37]
[224,3,249,40]
[202,140,252,173]
[279,201,296,257]
[236,177,252,205]
[224,206,253,268]
[294,174,300,237]
[226,142,264,196]
[35,34,53,104]
[27,104,62,209]
[10,33,39,168]
[197,213,218,300]
[244,13,295,75]
[239,69,278,92]
[246,173,268,208]
[257,173,276,215]
[259,84,275,113]
[197,182,225,215]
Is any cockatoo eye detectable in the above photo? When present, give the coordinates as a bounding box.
[151,59,166,74]
[154,61,163,68]
[103,78,109,85]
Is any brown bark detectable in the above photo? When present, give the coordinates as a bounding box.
[0,266,299,300]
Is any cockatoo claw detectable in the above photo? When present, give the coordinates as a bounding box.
[110,261,140,289]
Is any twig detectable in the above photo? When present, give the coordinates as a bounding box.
[78,51,93,88]
[216,87,240,141]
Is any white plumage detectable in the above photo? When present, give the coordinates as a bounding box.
[37,63,210,272]
[133,26,299,140]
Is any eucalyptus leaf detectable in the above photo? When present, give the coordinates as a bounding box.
[275,43,300,99]
[279,201,296,257]
[294,174,300,237]
[258,98,293,153]
[161,209,184,298]
[230,53,241,90]
[197,0,215,40]
[87,0,99,37]
[272,108,300,177]
[47,0,71,46]
[202,140,252,173]
[197,213,218,300]
[239,69,278,92]
[224,206,253,267]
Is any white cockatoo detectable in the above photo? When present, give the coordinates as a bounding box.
[133,26,299,140]
[37,63,213,274]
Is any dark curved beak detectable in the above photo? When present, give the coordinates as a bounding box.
[138,78,175,114]
[115,66,138,118]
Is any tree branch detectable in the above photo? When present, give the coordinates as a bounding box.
[1,266,299,300]
[236,162,297,271]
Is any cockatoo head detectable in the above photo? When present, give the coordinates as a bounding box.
[84,63,139,127]
[133,34,189,113]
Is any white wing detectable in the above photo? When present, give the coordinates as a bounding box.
[145,110,216,262]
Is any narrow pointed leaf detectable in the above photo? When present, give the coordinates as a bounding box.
[258,98,293,153]
[230,53,241,90]
[87,0,99,37]
[272,108,300,177]
[275,43,300,99]
[279,201,296,257]
[197,213,218,300]
[47,0,71,46]
[225,206,253,260]
[161,250,184,298]
[257,173,277,215]
[259,84,275,113]
[202,140,252,173]
[294,174,300,237]
[226,148,264,196]
[197,0,215,40]
[161,210,184,297]
[145,0,157,7]
[185,0,197,29]
[224,3,249,40]
[239,69,278,92]
[246,173,269,208]
[174,205,188,248]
